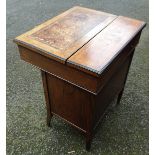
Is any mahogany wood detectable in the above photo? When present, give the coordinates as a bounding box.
[14,6,116,63]
[17,30,141,95]
[39,49,135,150]
[67,16,145,76]
[14,6,146,151]
[18,45,98,94]
[41,71,53,127]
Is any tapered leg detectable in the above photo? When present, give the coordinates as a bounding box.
[85,95,94,151]
[86,132,92,151]
[116,50,135,105]
[117,89,124,105]
[46,112,53,127]
[41,70,53,127]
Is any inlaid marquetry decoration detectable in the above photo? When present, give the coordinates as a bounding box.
[14,6,117,62]
[30,9,109,51]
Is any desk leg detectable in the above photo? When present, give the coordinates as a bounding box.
[86,132,92,151]
[117,49,135,105]
[85,95,94,151]
[41,70,53,127]
[117,89,124,105]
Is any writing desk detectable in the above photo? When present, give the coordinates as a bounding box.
[14,6,146,150]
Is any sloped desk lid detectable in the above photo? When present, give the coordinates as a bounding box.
[14,6,117,63]
[67,16,146,76]
[14,6,146,77]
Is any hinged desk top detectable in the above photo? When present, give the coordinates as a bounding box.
[14,6,146,76]
[67,16,146,75]
[14,6,116,63]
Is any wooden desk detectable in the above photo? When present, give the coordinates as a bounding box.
[14,6,146,151]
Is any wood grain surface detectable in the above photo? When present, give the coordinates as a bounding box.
[14,6,146,150]
[67,16,146,75]
[14,6,116,63]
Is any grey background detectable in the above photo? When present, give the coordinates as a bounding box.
[7,0,149,154]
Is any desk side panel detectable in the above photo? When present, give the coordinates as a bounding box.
[93,52,134,129]
[46,74,91,132]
